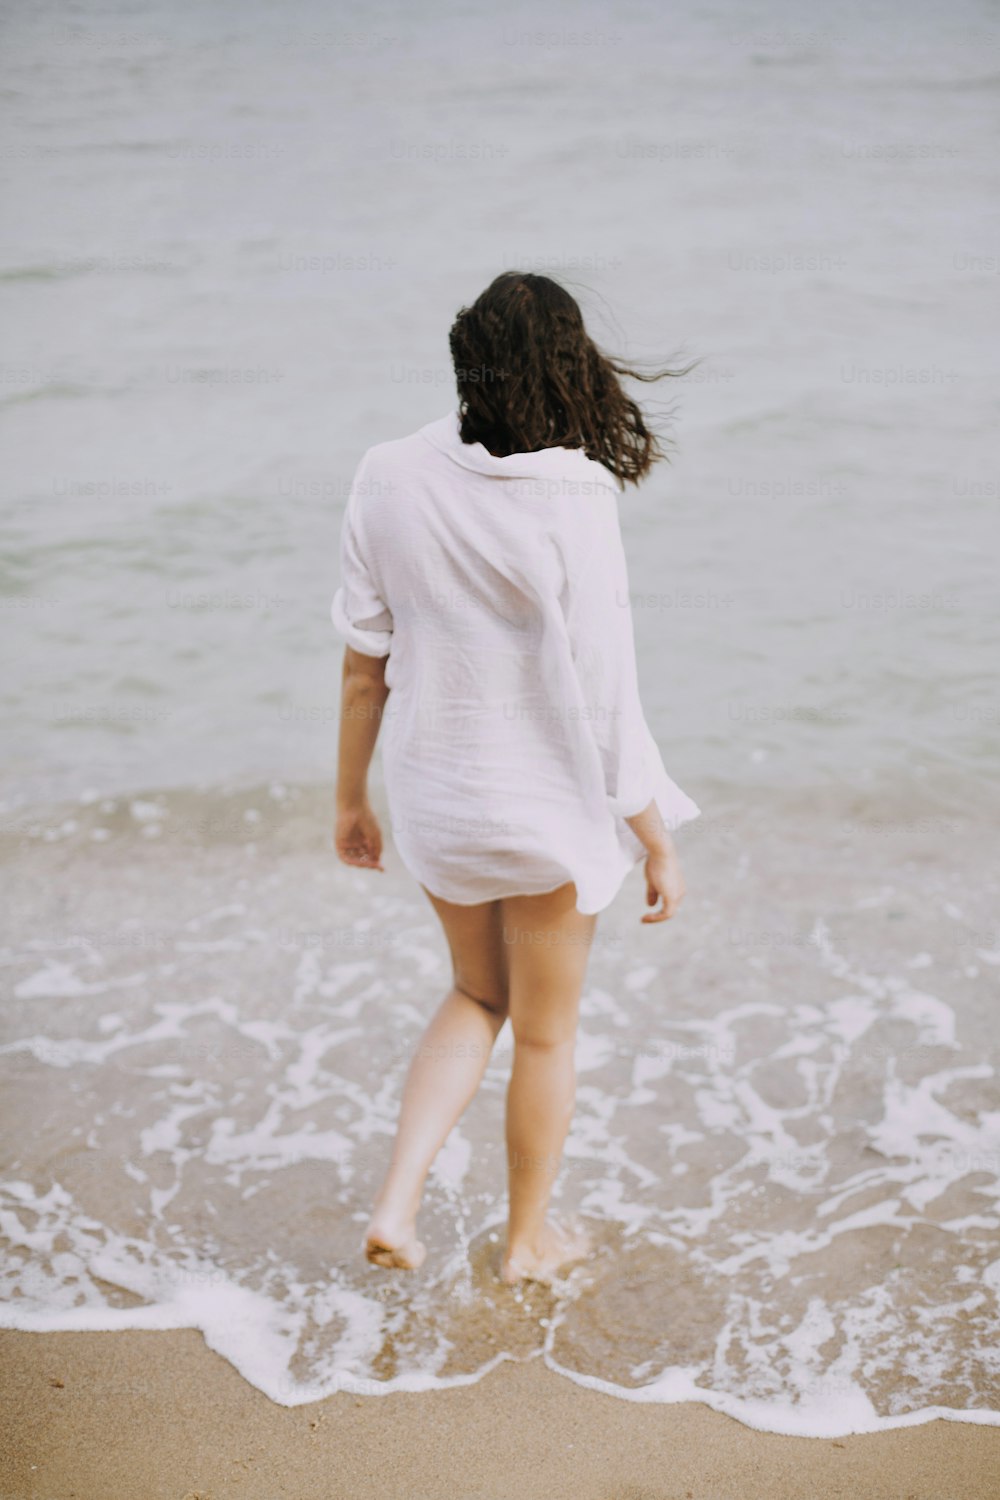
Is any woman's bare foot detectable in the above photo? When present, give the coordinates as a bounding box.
[363,1213,426,1270]
[500,1216,591,1285]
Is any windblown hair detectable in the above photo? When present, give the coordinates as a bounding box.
[448,271,692,487]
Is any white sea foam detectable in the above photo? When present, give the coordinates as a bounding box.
[2,813,997,1436]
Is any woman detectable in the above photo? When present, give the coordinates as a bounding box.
[331,271,700,1286]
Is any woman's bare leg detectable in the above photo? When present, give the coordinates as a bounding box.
[363,887,509,1269]
[500,881,597,1284]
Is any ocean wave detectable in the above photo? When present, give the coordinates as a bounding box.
[0,784,997,1433]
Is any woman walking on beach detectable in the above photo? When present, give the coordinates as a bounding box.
[331,271,700,1285]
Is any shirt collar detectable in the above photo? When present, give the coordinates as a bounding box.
[419,409,622,491]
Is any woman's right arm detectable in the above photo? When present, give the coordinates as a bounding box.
[565,491,687,923]
[626,802,686,922]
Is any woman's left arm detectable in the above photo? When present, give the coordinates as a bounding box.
[334,646,390,870]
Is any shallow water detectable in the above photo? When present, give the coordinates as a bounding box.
[1,779,998,1434]
[1,0,999,1438]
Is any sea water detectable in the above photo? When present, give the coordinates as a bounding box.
[1,0,998,1437]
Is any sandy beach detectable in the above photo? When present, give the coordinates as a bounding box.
[2,1329,998,1500]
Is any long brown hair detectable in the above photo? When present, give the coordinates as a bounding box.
[448,271,693,486]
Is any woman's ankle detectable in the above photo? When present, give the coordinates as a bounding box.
[504,1219,548,1257]
[370,1182,423,1226]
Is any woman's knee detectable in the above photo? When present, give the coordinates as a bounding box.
[454,975,509,1019]
[509,1016,576,1052]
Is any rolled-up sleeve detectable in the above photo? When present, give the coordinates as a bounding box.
[330,453,394,658]
[565,494,657,819]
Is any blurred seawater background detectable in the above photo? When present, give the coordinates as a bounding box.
[1,0,999,1429]
[1,0,998,802]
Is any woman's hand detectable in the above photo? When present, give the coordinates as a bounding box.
[641,846,685,923]
[334,801,384,871]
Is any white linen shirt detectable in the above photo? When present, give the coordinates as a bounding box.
[331,409,700,915]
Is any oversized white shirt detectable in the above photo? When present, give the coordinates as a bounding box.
[331,409,700,914]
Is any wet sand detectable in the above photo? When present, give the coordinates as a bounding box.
[1,1329,997,1500]
[3,783,1000,1435]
